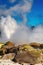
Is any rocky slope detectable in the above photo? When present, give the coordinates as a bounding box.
[0,41,43,65]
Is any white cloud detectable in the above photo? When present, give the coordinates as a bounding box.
[10,25,31,44]
[9,0,32,13]
[0,0,33,25]
[20,0,33,13]
[0,16,43,44]
[0,4,20,16]
[0,0,33,16]
[10,25,43,44]
[0,16,18,42]
[29,25,43,43]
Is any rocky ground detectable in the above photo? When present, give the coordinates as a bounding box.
[0,60,43,65]
[0,41,43,65]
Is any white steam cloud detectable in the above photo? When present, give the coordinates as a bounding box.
[0,16,18,42]
[0,16,43,44]
[29,25,43,43]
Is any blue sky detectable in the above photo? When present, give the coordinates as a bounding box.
[0,0,43,27]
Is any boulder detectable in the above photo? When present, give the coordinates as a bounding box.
[2,53,15,60]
